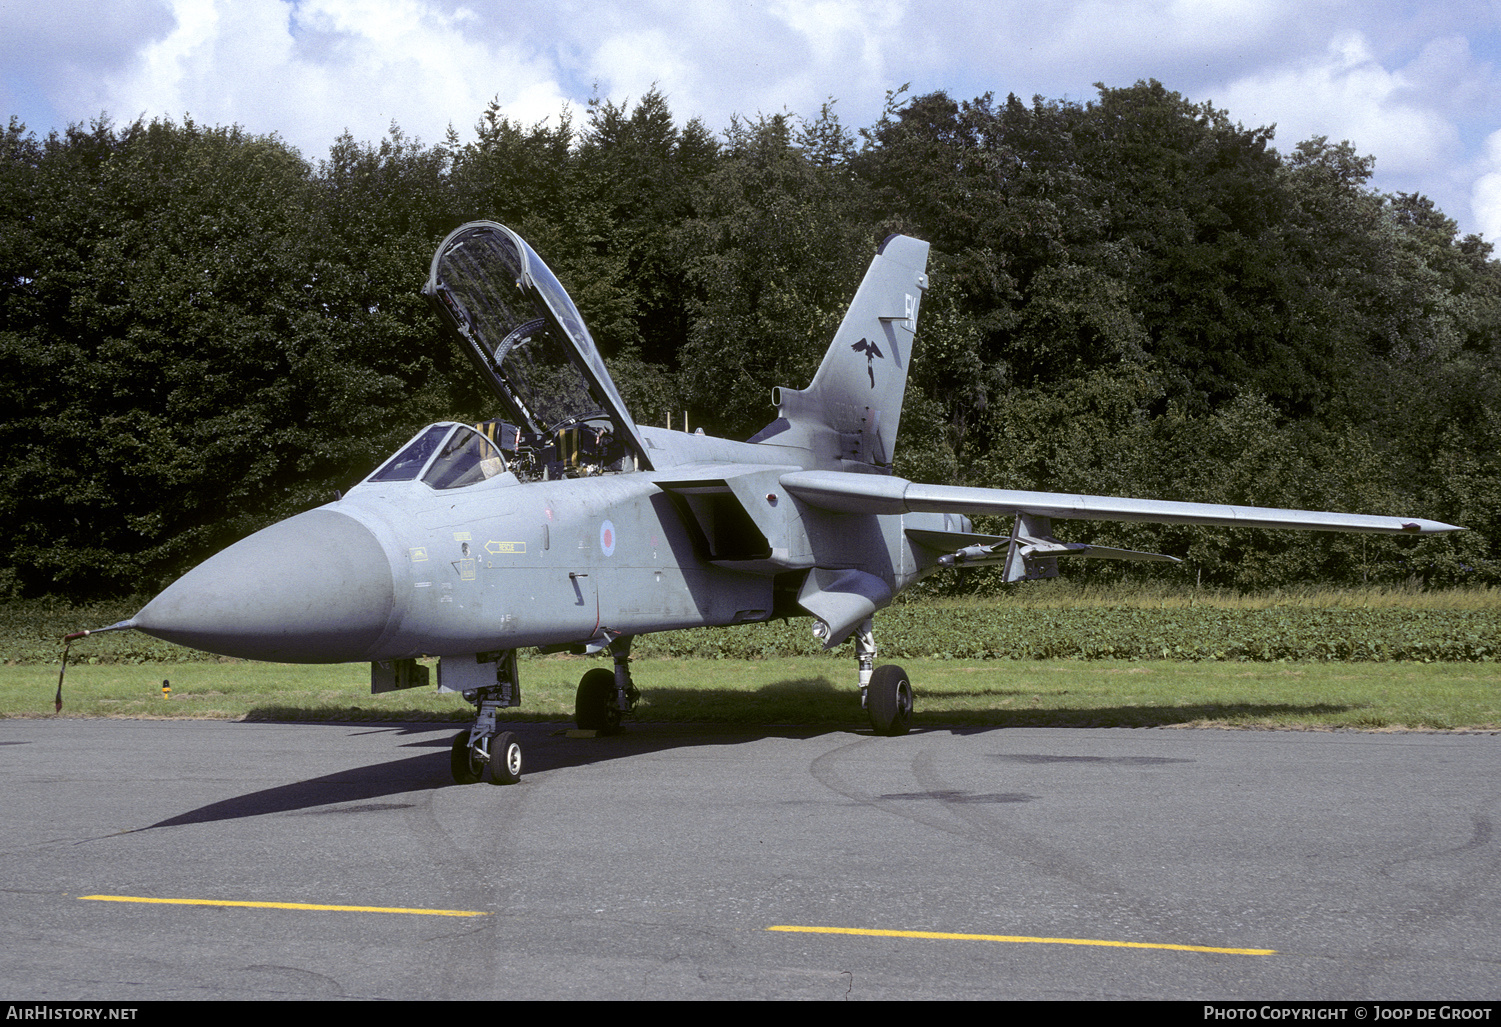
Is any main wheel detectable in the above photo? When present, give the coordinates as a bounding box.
[575,668,621,733]
[867,664,913,736]
[488,731,523,785]
[450,729,482,784]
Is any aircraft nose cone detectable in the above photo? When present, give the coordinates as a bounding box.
[134,508,396,662]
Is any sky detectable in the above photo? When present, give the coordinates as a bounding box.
[5,0,1501,241]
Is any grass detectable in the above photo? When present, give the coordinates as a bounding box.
[8,583,1501,665]
[5,586,1498,730]
[10,655,1500,731]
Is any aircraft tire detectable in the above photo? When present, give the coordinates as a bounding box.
[488,731,523,785]
[867,664,913,736]
[450,729,482,784]
[576,668,622,733]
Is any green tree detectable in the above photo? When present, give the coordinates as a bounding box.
[0,117,472,596]
[674,114,877,438]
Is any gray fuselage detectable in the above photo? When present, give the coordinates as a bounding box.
[131,426,948,663]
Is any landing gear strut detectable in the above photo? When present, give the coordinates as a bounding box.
[451,650,524,785]
[856,617,913,736]
[574,634,638,733]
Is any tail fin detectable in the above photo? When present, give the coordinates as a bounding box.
[762,234,929,469]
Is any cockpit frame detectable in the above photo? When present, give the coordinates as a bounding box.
[422,222,653,477]
[363,422,510,491]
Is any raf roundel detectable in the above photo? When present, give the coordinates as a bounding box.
[599,520,616,557]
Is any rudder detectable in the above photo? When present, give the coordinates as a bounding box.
[765,234,930,468]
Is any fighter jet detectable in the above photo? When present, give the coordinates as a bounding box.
[83,222,1462,784]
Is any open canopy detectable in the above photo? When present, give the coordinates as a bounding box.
[422,221,650,472]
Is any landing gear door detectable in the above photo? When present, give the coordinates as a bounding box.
[422,221,652,471]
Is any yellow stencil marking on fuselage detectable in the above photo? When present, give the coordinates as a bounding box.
[485,540,525,554]
[766,924,1274,956]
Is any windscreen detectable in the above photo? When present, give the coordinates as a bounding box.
[364,423,508,490]
[367,424,451,482]
[421,426,506,490]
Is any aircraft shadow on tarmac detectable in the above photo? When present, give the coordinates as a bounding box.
[235,669,1359,734]
[139,719,844,831]
[137,675,1357,831]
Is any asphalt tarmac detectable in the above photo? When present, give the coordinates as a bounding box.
[1,717,1497,1000]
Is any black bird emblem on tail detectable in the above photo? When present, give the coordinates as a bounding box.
[851,337,883,388]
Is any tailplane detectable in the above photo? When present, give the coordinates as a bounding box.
[756,234,929,469]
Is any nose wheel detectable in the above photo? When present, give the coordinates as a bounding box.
[450,729,483,784]
[489,730,523,784]
[450,728,524,785]
[866,664,913,736]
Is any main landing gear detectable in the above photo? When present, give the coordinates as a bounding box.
[574,635,639,733]
[856,618,912,736]
[451,650,525,785]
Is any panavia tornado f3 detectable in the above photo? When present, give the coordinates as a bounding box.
[80,222,1463,784]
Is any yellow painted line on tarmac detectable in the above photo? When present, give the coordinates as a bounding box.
[767,924,1275,956]
[79,895,490,917]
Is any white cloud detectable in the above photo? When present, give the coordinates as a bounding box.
[768,0,903,71]
[572,0,832,127]
[587,27,694,108]
[76,0,571,158]
[884,0,1314,105]
[5,0,174,70]
[1472,130,1501,243]
[1218,31,1459,172]
[1212,25,1501,231]
[4,0,1500,236]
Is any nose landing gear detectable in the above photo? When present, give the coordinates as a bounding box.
[449,650,525,785]
[489,730,523,784]
[451,723,524,786]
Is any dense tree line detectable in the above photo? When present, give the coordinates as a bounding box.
[1,80,1497,599]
